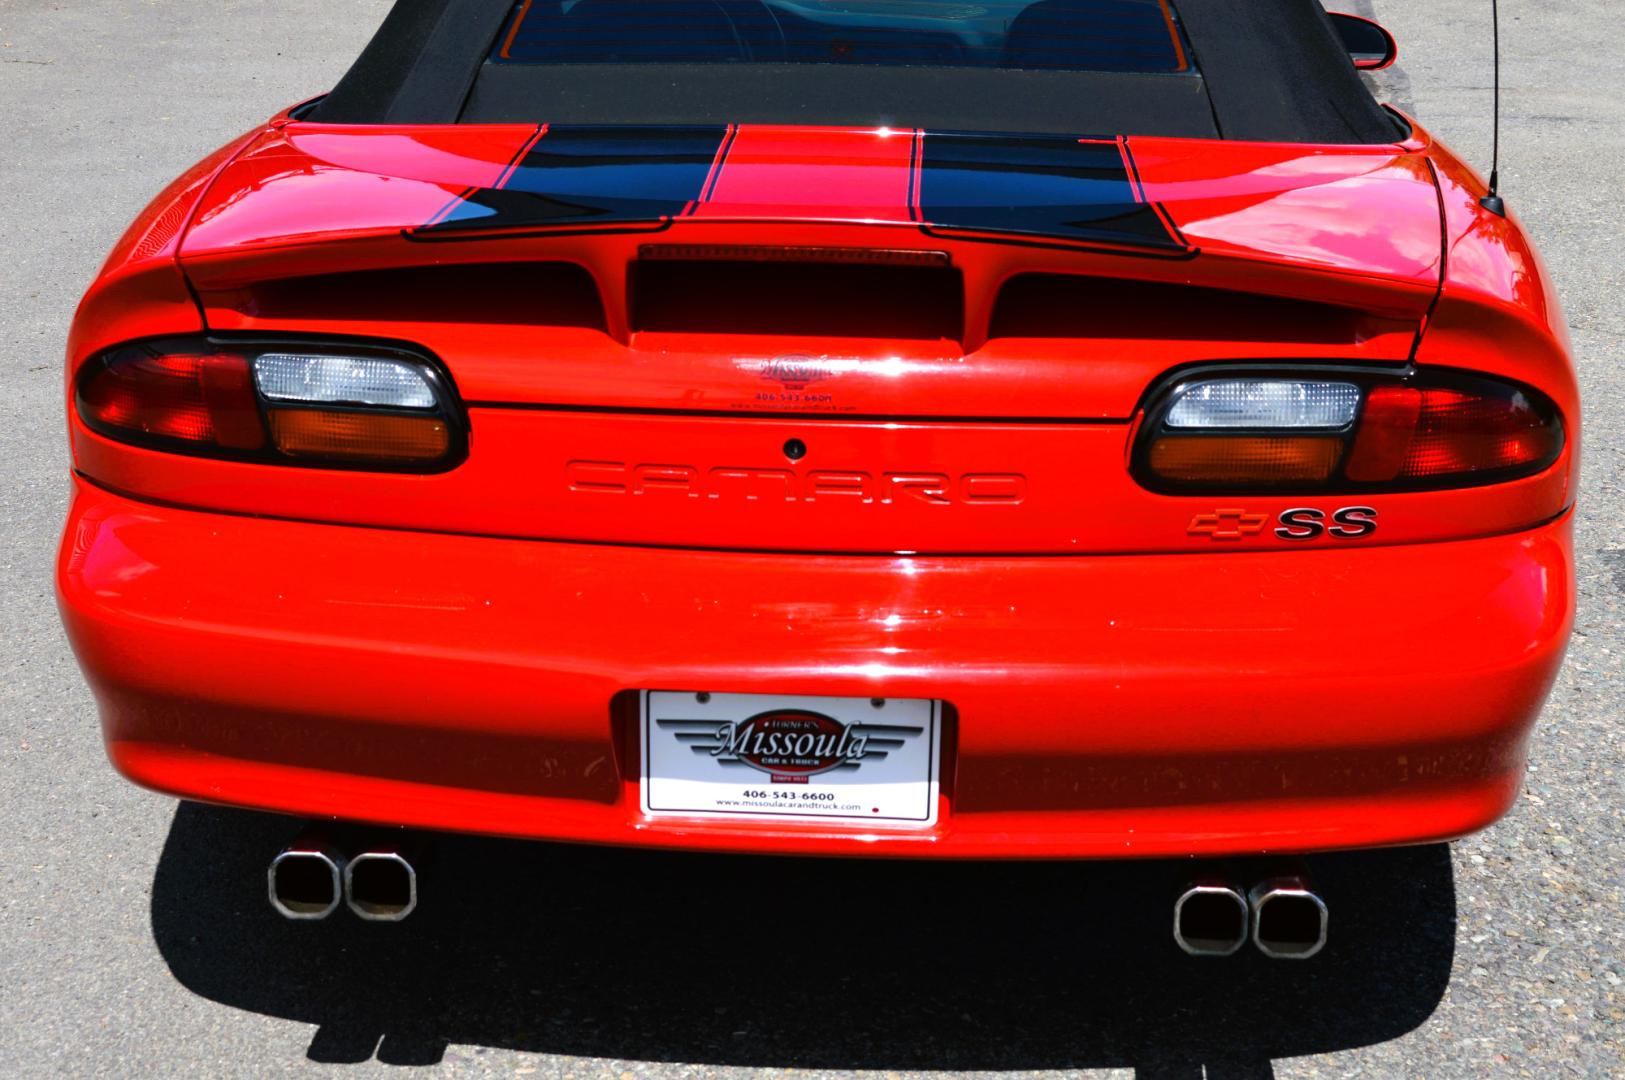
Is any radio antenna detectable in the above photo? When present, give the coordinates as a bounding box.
[1480,0,1507,215]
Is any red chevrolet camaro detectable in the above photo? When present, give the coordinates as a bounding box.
[58,0,1574,955]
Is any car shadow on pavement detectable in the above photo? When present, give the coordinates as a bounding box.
[152,803,1456,1078]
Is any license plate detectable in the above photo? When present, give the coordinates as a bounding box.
[640,691,941,827]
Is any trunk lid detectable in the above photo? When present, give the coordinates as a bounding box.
[164,121,1448,553]
[183,122,1441,419]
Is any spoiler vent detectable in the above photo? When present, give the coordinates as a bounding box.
[640,244,952,268]
[989,274,1378,346]
[239,263,607,334]
[630,259,963,342]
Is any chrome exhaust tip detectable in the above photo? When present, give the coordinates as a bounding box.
[1249,876,1328,959]
[1173,880,1250,956]
[268,844,343,920]
[344,850,417,921]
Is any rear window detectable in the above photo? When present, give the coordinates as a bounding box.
[492,0,1195,74]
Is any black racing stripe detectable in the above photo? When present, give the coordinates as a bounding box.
[915,132,1188,254]
[420,125,730,235]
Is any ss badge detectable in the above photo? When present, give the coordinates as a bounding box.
[1275,506,1378,540]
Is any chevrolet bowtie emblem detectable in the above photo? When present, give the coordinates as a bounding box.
[1187,509,1269,540]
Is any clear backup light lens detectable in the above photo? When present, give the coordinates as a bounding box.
[1165,379,1361,430]
[253,353,438,409]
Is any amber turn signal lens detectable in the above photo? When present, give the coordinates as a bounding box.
[1148,435,1344,484]
[268,409,450,463]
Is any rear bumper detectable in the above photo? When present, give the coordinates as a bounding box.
[58,478,1572,858]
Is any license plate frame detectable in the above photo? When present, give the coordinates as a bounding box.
[639,691,941,827]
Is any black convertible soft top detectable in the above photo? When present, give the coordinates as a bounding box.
[311,0,1402,143]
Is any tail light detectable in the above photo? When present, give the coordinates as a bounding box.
[1134,368,1563,493]
[75,338,465,471]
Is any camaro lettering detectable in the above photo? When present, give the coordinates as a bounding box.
[568,461,1025,505]
[706,467,798,501]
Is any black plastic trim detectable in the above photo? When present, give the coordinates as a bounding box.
[311,0,515,124]
[461,61,1220,137]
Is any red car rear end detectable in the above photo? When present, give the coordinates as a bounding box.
[57,0,1574,945]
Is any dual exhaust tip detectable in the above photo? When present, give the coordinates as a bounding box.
[271,834,1321,952]
[1175,875,1328,959]
[268,839,417,922]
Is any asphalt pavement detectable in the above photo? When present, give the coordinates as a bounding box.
[1,2,1621,1077]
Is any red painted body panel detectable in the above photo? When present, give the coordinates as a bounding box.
[61,479,1571,857]
[191,264,1417,419]
[1421,137,1579,426]
[67,128,262,365]
[71,407,1570,555]
[57,102,1578,856]
[176,124,1445,357]
[688,124,918,221]
[179,124,1444,301]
